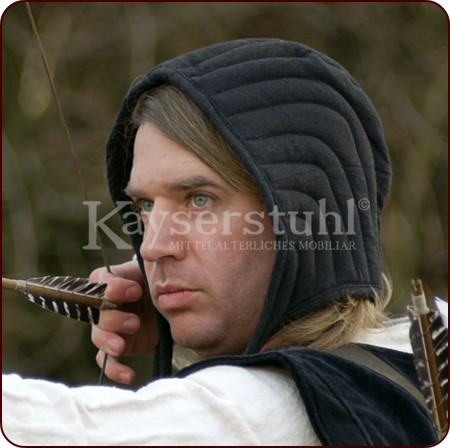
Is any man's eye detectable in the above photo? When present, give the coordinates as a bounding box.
[192,194,211,208]
[141,199,154,213]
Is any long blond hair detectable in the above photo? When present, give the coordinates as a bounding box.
[263,274,393,352]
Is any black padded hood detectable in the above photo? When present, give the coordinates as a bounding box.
[106,38,391,377]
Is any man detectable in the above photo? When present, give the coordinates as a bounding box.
[2,38,438,445]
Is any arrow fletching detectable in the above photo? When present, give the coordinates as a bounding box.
[2,276,117,324]
[408,279,448,439]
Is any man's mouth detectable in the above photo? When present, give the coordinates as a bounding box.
[154,283,198,311]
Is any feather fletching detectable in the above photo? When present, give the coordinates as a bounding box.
[408,279,448,439]
[2,276,117,324]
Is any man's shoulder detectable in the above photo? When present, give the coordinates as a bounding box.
[171,361,321,445]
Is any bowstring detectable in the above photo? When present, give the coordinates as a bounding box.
[25,2,111,385]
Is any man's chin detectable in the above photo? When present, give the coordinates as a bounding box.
[168,316,246,358]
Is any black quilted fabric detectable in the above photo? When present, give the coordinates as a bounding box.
[106,38,392,374]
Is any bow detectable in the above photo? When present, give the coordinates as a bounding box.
[3,3,114,383]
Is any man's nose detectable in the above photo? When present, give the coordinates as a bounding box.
[139,204,186,262]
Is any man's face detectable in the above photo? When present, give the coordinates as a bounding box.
[127,122,276,357]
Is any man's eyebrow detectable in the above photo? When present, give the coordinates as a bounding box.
[124,176,226,198]
[166,176,226,192]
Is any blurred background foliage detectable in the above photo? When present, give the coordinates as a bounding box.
[2,2,448,387]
